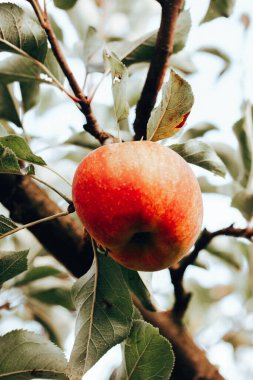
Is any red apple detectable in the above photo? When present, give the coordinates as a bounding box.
[72,141,203,271]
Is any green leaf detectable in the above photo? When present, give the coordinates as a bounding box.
[28,299,68,349]
[0,56,42,84]
[198,47,231,77]
[170,140,226,177]
[20,81,40,112]
[0,329,68,379]
[181,122,218,142]
[33,312,63,349]
[0,215,17,235]
[207,248,242,271]
[113,320,174,380]
[15,266,63,287]
[105,51,129,127]
[202,0,235,23]
[44,49,65,85]
[53,0,78,10]
[170,53,197,75]
[0,135,46,165]
[0,3,47,62]
[173,9,192,54]
[0,48,64,87]
[121,31,157,67]
[211,142,241,180]
[121,267,156,311]
[147,70,194,141]
[233,118,252,187]
[120,10,191,67]
[64,131,100,150]
[66,4,88,38]
[198,176,238,196]
[30,287,74,310]
[0,143,21,174]
[82,26,103,68]
[0,250,28,284]
[68,255,133,378]
[0,84,22,128]
[132,306,143,320]
[127,72,145,108]
[207,236,248,270]
[231,190,253,221]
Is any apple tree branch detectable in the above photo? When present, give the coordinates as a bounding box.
[170,225,253,319]
[133,0,184,140]
[133,295,224,380]
[0,174,93,277]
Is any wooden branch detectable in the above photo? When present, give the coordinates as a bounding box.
[133,296,224,380]
[27,0,114,145]
[170,225,253,318]
[133,0,184,140]
[0,174,93,277]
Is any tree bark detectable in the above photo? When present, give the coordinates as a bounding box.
[134,296,224,380]
[0,174,93,277]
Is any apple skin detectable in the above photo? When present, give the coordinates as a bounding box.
[72,141,203,271]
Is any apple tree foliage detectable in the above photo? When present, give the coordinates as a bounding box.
[0,0,252,379]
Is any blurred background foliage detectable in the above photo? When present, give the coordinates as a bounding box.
[1,0,253,379]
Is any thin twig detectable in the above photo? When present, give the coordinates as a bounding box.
[0,210,71,240]
[88,71,110,103]
[170,225,253,319]
[133,0,184,140]
[29,175,73,204]
[45,165,72,187]
[26,0,115,145]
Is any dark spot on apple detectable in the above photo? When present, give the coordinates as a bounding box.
[130,231,152,246]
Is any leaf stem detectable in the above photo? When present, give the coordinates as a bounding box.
[88,71,110,103]
[29,174,72,204]
[0,210,71,240]
[45,165,72,187]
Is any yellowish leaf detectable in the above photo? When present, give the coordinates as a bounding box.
[147,70,194,142]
